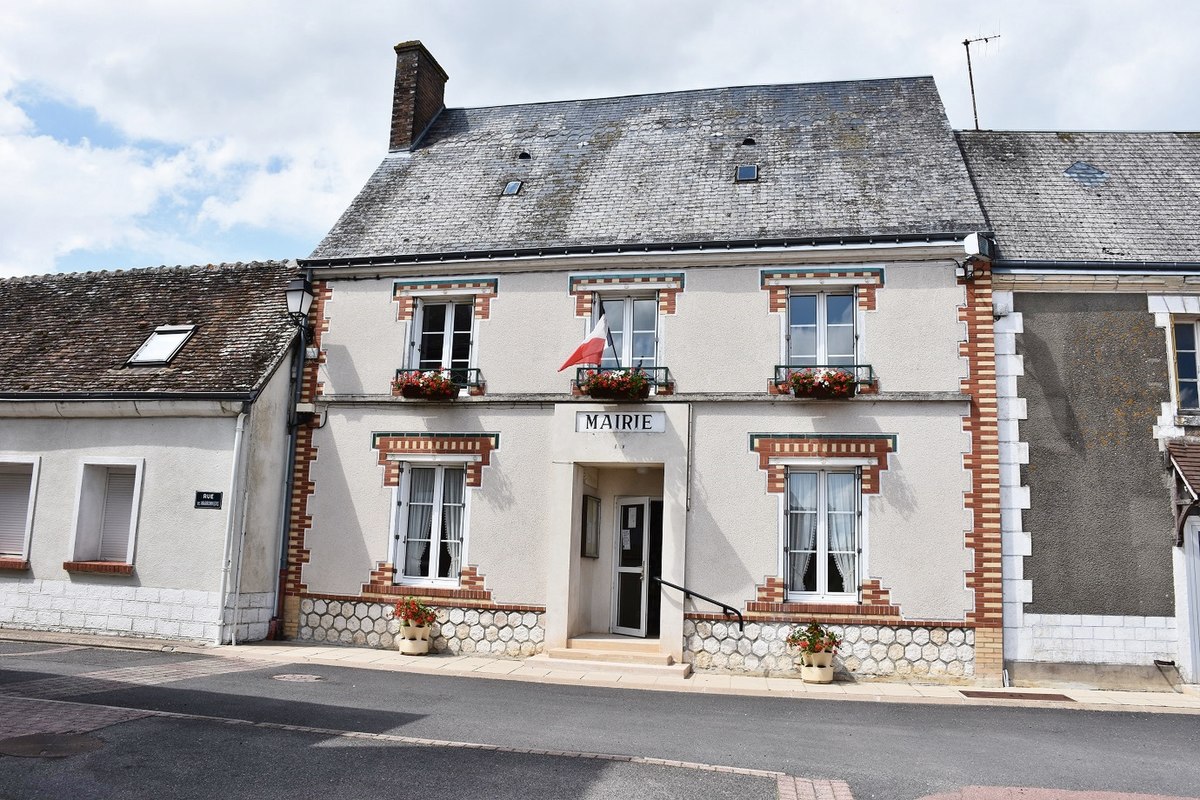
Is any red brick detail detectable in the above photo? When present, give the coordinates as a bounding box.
[752,436,894,495]
[0,558,30,570]
[374,434,497,488]
[958,264,1003,678]
[569,276,685,318]
[392,281,497,322]
[303,591,544,614]
[761,271,881,313]
[750,576,902,619]
[361,562,494,602]
[63,561,134,576]
[302,281,332,403]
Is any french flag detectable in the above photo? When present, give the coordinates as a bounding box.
[558,315,609,371]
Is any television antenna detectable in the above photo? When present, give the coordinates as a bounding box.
[963,34,1000,130]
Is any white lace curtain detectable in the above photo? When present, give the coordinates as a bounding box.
[441,468,466,578]
[404,468,435,577]
[826,473,857,591]
[787,473,818,592]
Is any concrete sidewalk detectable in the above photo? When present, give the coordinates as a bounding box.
[3,630,1198,714]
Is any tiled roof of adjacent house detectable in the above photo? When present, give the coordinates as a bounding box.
[310,78,985,261]
[957,131,1200,262]
[0,261,298,398]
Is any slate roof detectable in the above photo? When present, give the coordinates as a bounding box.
[957,131,1200,262]
[310,78,985,261]
[1167,441,1200,495]
[0,261,298,398]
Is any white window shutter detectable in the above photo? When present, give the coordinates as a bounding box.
[0,471,32,556]
[98,470,135,562]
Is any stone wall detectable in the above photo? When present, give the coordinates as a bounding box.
[683,619,976,679]
[297,597,545,655]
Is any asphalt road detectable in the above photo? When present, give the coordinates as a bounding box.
[1,641,1199,799]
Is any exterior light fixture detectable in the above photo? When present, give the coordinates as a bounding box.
[285,277,315,324]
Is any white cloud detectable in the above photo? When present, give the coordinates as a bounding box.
[0,0,1197,277]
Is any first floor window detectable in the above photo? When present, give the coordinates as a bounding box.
[400,465,466,580]
[788,292,855,366]
[0,462,36,558]
[596,295,657,369]
[72,462,140,563]
[1175,322,1199,409]
[786,470,858,597]
[414,300,473,375]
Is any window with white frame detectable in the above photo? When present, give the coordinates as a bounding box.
[412,300,473,377]
[128,325,195,365]
[785,470,859,597]
[0,460,38,559]
[787,293,855,366]
[595,295,657,369]
[72,462,142,563]
[398,465,467,581]
[1174,321,1200,409]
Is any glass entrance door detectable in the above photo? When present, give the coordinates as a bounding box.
[612,497,654,636]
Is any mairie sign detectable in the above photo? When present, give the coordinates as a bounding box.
[576,411,665,433]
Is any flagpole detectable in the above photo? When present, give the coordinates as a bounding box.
[601,311,619,369]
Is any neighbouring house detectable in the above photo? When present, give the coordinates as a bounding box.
[957,130,1200,687]
[282,41,1006,683]
[0,261,301,644]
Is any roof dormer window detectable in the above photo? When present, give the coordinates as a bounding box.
[128,325,195,366]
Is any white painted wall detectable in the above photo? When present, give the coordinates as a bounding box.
[866,261,967,392]
[238,360,293,595]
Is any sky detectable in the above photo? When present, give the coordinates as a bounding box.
[1,1,1197,279]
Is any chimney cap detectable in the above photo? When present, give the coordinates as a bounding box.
[393,40,450,83]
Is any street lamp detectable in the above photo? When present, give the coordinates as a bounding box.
[284,277,315,324]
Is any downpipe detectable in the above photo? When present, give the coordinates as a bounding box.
[216,410,249,646]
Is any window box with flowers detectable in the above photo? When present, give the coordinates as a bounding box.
[775,364,876,399]
[787,621,842,683]
[393,597,438,655]
[393,370,460,400]
[576,368,654,401]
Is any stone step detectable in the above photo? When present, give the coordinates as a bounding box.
[565,635,663,654]
[527,653,692,678]
[546,646,674,666]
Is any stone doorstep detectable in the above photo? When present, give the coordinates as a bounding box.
[546,647,675,666]
[565,634,664,654]
[527,653,692,678]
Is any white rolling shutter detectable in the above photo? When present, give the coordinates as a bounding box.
[98,469,136,562]
[0,469,33,556]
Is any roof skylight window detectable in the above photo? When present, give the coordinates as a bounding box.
[502,180,523,196]
[1064,161,1108,187]
[735,164,759,182]
[128,325,195,366]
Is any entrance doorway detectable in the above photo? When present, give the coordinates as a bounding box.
[611,496,663,637]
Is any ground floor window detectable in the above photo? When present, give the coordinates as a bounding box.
[399,465,466,581]
[0,461,37,558]
[786,469,858,598]
[71,461,141,564]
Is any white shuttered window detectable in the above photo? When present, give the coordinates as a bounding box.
[72,461,142,564]
[0,464,35,557]
[98,469,136,561]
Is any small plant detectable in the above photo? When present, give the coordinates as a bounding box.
[578,368,652,399]
[395,370,458,400]
[786,367,856,399]
[786,621,842,655]
[394,597,437,628]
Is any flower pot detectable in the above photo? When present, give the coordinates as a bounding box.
[799,650,835,683]
[791,386,855,400]
[585,385,652,401]
[396,622,432,655]
[401,384,459,400]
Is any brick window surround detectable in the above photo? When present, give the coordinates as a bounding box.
[760,266,883,314]
[748,432,901,623]
[393,278,497,322]
[568,272,684,317]
[365,432,502,602]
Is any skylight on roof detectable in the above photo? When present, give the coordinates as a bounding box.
[128,325,195,366]
[502,180,522,196]
[1064,161,1108,187]
[735,164,758,182]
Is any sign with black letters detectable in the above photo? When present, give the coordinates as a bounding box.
[575,411,666,433]
[195,491,223,509]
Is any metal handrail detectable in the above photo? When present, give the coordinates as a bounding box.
[575,366,673,387]
[395,367,484,388]
[652,576,743,632]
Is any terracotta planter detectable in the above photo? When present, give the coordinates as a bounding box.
[790,385,855,400]
[396,622,432,655]
[400,384,459,401]
[584,384,652,401]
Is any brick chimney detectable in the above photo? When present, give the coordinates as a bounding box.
[389,41,449,152]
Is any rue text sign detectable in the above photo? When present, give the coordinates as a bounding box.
[576,411,665,433]
[195,491,224,509]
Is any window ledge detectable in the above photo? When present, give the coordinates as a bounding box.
[0,558,30,571]
[63,561,134,576]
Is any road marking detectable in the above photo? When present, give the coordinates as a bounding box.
[0,645,86,658]
[919,790,1196,800]
[0,656,269,700]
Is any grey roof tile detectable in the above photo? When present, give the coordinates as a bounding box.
[957,131,1200,262]
[312,78,985,259]
[0,261,298,397]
